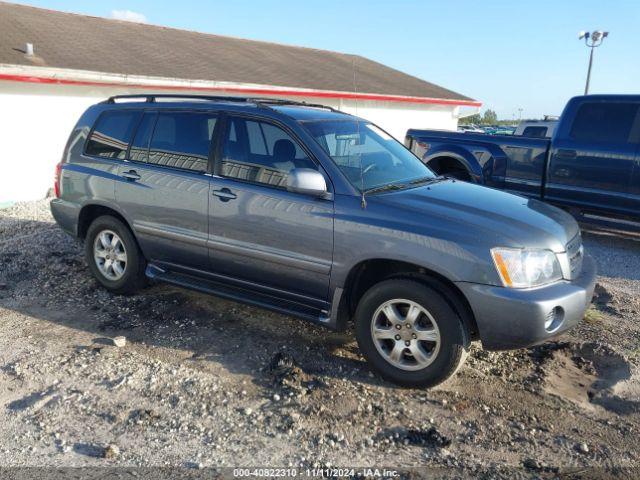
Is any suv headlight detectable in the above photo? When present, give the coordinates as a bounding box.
[491,248,562,288]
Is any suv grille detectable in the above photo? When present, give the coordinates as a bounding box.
[567,233,583,277]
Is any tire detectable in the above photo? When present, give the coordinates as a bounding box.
[355,279,469,388]
[85,215,147,295]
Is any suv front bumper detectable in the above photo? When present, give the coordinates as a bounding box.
[456,255,597,350]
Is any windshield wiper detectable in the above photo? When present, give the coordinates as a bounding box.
[363,183,406,195]
[361,176,449,206]
[407,176,449,186]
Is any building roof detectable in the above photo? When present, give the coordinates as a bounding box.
[0,1,478,106]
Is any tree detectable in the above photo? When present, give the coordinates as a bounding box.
[482,109,498,125]
[459,113,482,125]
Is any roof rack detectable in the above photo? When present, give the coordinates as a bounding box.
[247,98,338,112]
[103,94,251,104]
[102,94,338,112]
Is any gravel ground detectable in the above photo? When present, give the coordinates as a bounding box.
[0,200,639,478]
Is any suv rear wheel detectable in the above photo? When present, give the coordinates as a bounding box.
[85,215,147,295]
[355,279,469,388]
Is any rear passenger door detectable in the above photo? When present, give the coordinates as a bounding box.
[207,115,334,303]
[115,110,218,269]
[546,101,640,217]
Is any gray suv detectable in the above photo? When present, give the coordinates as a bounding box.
[51,95,596,387]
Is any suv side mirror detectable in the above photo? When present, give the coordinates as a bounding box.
[286,168,327,197]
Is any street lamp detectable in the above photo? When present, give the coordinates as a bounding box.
[579,30,609,95]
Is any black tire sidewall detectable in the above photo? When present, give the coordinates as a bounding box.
[85,216,145,294]
[355,279,468,388]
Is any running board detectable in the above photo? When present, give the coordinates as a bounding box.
[578,213,640,238]
[145,264,332,327]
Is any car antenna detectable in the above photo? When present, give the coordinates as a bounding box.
[353,57,367,209]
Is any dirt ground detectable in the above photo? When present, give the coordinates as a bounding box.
[0,200,639,478]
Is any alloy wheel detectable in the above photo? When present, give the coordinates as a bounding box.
[370,299,441,371]
[93,229,127,281]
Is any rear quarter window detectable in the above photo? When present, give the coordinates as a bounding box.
[85,110,141,159]
[521,126,548,138]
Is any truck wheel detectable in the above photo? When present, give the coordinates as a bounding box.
[85,215,147,295]
[355,279,469,388]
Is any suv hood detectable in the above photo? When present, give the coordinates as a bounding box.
[375,179,579,252]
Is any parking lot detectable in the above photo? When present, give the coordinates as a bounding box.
[0,200,639,475]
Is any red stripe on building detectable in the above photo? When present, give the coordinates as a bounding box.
[0,73,482,107]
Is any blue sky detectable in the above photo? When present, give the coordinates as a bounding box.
[16,0,640,119]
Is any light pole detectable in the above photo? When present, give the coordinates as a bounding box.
[579,30,609,95]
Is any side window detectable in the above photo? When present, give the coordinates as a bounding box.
[221,117,316,188]
[522,126,548,138]
[147,112,217,172]
[261,122,306,158]
[129,112,156,163]
[570,102,639,144]
[85,110,141,159]
[246,121,267,155]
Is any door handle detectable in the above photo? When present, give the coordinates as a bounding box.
[212,188,237,201]
[555,168,571,178]
[556,149,577,159]
[122,170,141,181]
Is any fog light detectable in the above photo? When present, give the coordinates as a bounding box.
[544,306,564,332]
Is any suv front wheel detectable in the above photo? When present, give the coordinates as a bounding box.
[355,279,469,388]
[85,215,147,295]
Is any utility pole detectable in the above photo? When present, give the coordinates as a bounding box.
[579,31,609,95]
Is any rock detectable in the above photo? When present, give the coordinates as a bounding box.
[523,458,541,470]
[267,351,304,387]
[273,393,281,402]
[578,442,589,454]
[112,336,126,348]
[243,407,253,416]
[0,282,7,290]
[103,444,120,459]
[404,427,451,448]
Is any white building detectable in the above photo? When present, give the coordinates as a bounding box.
[0,2,480,202]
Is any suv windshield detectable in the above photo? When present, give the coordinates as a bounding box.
[304,120,435,192]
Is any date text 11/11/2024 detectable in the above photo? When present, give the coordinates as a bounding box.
[232,468,400,477]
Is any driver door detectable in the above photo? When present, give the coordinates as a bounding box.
[207,115,334,303]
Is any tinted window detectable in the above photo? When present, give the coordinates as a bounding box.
[570,102,639,144]
[148,112,217,172]
[129,112,156,163]
[221,118,316,188]
[522,126,548,138]
[86,110,141,159]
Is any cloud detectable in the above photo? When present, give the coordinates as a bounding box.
[110,10,147,23]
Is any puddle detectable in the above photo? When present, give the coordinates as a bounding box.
[540,342,638,415]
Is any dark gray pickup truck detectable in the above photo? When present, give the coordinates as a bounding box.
[405,95,640,233]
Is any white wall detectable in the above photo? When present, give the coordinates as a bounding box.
[336,99,458,140]
[0,81,459,202]
[0,83,108,202]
